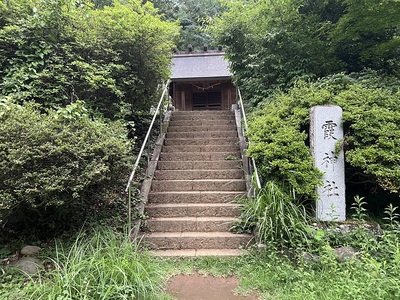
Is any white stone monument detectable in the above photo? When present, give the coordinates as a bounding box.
[310,105,346,221]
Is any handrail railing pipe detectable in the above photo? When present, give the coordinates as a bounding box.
[237,88,262,190]
[125,80,170,231]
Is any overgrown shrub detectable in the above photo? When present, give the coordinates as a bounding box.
[0,99,133,232]
[247,74,400,201]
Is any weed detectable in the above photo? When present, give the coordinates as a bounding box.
[383,203,400,230]
[0,267,27,299]
[351,195,368,221]
[235,181,309,248]
[16,229,164,300]
[225,155,240,160]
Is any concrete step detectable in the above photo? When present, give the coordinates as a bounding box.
[154,169,244,180]
[149,249,246,257]
[170,119,236,127]
[171,115,235,121]
[167,125,236,132]
[142,231,252,250]
[173,111,234,115]
[146,217,235,232]
[162,145,239,153]
[138,110,250,255]
[172,111,234,120]
[145,203,241,218]
[160,152,240,161]
[167,131,237,139]
[148,191,245,204]
[151,179,246,192]
[164,138,238,146]
[157,160,241,170]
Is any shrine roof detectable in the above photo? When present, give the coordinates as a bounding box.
[170,52,232,82]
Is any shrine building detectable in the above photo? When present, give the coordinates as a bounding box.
[170,51,236,111]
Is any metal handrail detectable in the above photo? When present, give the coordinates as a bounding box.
[125,80,170,230]
[237,88,262,189]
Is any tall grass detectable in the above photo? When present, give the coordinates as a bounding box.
[235,181,309,247]
[22,229,163,300]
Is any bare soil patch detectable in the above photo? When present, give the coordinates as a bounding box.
[166,272,258,300]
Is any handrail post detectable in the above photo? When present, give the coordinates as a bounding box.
[125,79,170,193]
[128,185,132,233]
[159,85,163,136]
[125,80,171,236]
[237,88,262,190]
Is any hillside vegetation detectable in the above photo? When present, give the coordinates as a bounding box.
[212,0,400,209]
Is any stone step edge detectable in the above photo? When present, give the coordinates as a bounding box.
[147,216,237,221]
[163,139,239,145]
[171,114,235,117]
[141,233,253,250]
[169,121,236,125]
[168,124,236,128]
[149,249,246,257]
[160,159,242,162]
[160,151,240,154]
[149,191,245,194]
[173,111,234,113]
[151,179,246,183]
[167,132,237,135]
[142,231,251,238]
[153,171,244,179]
[171,113,235,116]
[146,203,241,208]
[154,169,243,172]
[165,137,238,140]
[161,145,240,150]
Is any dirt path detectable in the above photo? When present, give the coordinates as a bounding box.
[166,272,258,300]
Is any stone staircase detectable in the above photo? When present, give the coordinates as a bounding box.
[142,110,252,257]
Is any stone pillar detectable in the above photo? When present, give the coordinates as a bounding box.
[310,105,346,221]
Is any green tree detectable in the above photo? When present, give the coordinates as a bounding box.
[212,0,341,104]
[212,0,399,103]
[330,0,400,74]
[153,0,225,50]
[0,0,179,118]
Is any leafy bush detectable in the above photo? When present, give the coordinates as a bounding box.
[247,76,400,200]
[0,99,133,232]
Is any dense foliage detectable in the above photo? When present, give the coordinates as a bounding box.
[0,0,180,235]
[247,75,400,199]
[213,0,400,103]
[152,0,224,50]
[213,0,400,206]
[0,99,132,233]
[0,0,178,118]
